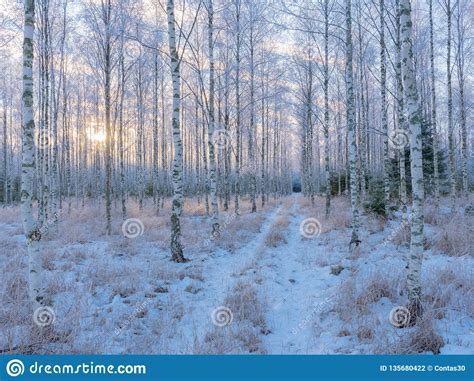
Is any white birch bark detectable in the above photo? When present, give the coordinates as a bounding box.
[429,0,440,208]
[249,23,257,213]
[207,0,220,234]
[234,0,241,215]
[380,0,390,216]
[455,4,468,200]
[395,0,408,225]
[167,0,186,262]
[400,0,425,322]
[21,0,44,307]
[2,90,7,205]
[446,0,456,213]
[345,0,361,248]
[323,0,331,217]
[103,0,113,235]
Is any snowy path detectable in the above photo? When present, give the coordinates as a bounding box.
[173,204,284,350]
[257,195,339,353]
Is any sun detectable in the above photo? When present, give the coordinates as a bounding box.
[89,131,106,143]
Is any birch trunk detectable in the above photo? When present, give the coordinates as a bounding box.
[249,25,257,213]
[323,0,331,217]
[446,0,456,213]
[455,5,468,200]
[104,0,112,235]
[118,31,127,219]
[429,0,440,208]
[380,0,390,216]
[38,0,50,226]
[153,49,160,213]
[2,91,7,205]
[223,69,230,211]
[345,0,361,249]
[356,3,367,202]
[400,0,425,322]
[396,0,408,225]
[167,0,186,262]
[207,0,220,234]
[234,0,241,215]
[22,0,44,307]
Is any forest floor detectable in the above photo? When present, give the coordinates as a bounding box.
[0,193,473,354]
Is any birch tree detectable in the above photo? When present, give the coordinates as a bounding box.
[395,0,408,224]
[2,85,8,205]
[400,0,425,323]
[37,0,51,226]
[379,0,390,216]
[233,0,242,215]
[84,0,117,234]
[207,0,220,234]
[167,0,186,262]
[455,1,468,200]
[345,0,361,249]
[429,0,440,208]
[323,0,331,217]
[21,0,44,307]
[445,0,456,213]
[248,20,257,214]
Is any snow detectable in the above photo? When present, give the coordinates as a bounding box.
[0,194,472,354]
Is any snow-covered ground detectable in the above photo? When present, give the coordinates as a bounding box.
[0,194,472,354]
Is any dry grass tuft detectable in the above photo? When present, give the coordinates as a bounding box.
[433,214,473,256]
[264,213,290,248]
[424,202,440,226]
[199,281,268,354]
[387,314,444,354]
[336,269,403,323]
[357,326,374,340]
[391,223,411,247]
[264,231,287,247]
[218,213,264,252]
[224,282,266,328]
[366,214,386,234]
